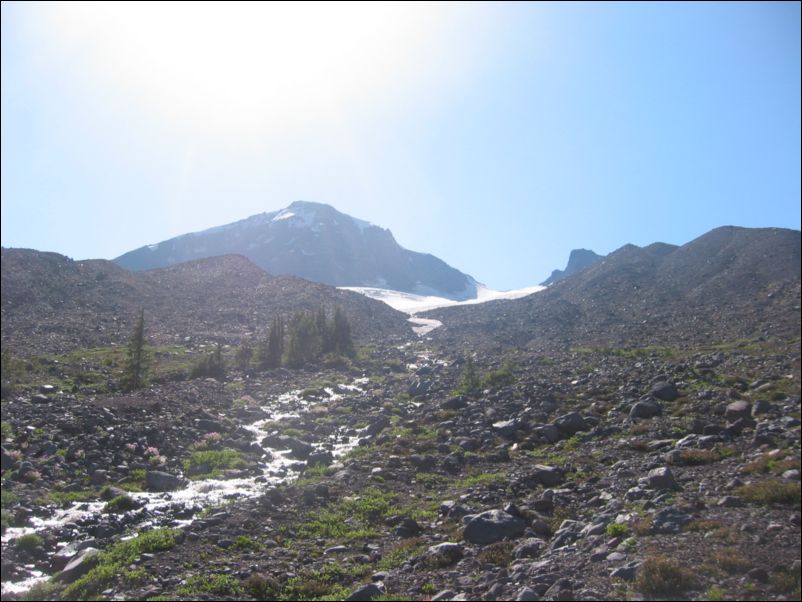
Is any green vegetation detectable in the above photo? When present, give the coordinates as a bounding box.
[183,448,245,479]
[122,307,150,391]
[606,522,629,537]
[280,562,369,601]
[177,574,244,597]
[633,555,697,595]
[705,585,727,601]
[481,360,516,390]
[104,494,140,513]
[741,451,800,475]
[62,528,179,599]
[15,533,44,552]
[1,420,12,440]
[454,357,481,397]
[191,342,226,380]
[736,480,801,505]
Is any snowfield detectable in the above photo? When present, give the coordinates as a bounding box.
[340,283,545,335]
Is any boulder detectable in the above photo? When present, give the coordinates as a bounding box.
[146,470,185,492]
[463,509,525,545]
[552,412,588,436]
[650,382,679,401]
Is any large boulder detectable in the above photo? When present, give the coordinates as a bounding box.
[463,509,526,545]
[552,412,588,436]
[146,470,185,492]
[650,382,679,401]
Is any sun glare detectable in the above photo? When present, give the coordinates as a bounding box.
[39,1,440,137]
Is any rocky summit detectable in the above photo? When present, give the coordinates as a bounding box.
[1,225,800,602]
[114,201,478,300]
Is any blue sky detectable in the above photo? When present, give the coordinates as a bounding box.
[2,2,800,290]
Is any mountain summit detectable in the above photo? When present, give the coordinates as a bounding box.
[115,201,478,299]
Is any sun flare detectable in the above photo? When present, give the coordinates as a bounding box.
[39,1,440,136]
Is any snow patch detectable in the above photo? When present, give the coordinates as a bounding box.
[340,284,545,315]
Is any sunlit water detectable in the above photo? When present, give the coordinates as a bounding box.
[1,378,372,595]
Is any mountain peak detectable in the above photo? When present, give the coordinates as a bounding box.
[115,202,475,298]
[541,248,604,285]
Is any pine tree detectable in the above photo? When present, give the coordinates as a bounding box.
[263,315,284,369]
[457,356,481,398]
[123,308,149,391]
[332,307,354,357]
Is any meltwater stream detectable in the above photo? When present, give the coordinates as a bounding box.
[1,377,371,595]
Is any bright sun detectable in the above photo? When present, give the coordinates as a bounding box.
[39,1,441,137]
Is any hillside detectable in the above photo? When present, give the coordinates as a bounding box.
[424,226,802,351]
[1,249,411,356]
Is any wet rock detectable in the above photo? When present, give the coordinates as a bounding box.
[54,547,100,583]
[146,470,185,492]
[364,416,391,437]
[306,450,333,467]
[464,509,526,545]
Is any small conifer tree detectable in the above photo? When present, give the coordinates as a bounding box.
[122,308,149,391]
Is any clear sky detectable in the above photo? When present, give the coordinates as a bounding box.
[2,1,800,290]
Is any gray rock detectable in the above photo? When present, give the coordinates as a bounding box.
[643,466,680,491]
[441,396,467,410]
[364,416,391,437]
[512,537,546,559]
[493,419,520,438]
[650,382,679,401]
[345,582,384,601]
[725,401,752,422]
[535,424,561,443]
[650,506,692,534]
[532,465,565,487]
[629,400,662,419]
[432,590,456,601]
[464,509,526,545]
[552,412,588,436]
[515,587,539,601]
[609,561,641,581]
[394,517,421,538]
[306,450,333,467]
[146,470,185,492]
[427,542,464,564]
[782,469,801,481]
[54,548,100,583]
[1,447,18,471]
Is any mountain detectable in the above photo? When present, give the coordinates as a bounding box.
[540,248,604,285]
[423,226,802,349]
[114,200,478,299]
[1,249,411,355]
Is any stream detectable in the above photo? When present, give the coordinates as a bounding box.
[1,377,371,596]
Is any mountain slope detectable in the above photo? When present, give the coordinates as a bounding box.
[423,226,801,349]
[115,200,477,299]
[1,249,411,355]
